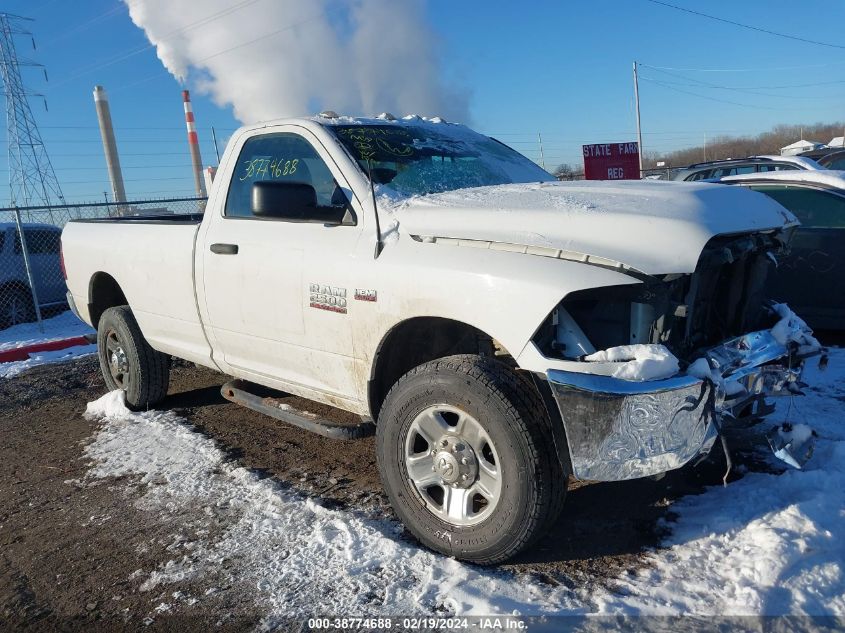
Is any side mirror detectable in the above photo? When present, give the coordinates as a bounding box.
[252,181,317,220]
[251,181,356,226]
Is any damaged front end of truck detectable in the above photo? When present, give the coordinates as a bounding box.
[534,230,827,482]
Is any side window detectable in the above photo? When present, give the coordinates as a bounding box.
[14,229,61,254]
[735,165,755,174]
[824,157,845,170]
[225,133,342,218]
[748,185,845,228]
[715,167,737,177]
[773,164,799,171]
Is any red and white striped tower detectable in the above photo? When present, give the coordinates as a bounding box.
[182,90,207,197]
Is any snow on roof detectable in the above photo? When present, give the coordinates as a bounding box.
[310,113,454,127]
[829,136,845,148]
[721,169,845,189]
[780,139,822,151]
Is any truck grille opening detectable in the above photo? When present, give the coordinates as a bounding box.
[535,231,791,364]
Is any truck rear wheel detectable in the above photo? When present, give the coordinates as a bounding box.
[97,306,170,409]
[376,354,567,564]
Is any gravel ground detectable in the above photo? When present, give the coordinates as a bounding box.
[0,347,813,630]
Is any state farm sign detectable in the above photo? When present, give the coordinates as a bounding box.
[582,142,640,180]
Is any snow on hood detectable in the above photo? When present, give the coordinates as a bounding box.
[393,180,797,275]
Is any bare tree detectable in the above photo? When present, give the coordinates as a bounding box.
[642,121,845,169]
[553,163,583,180]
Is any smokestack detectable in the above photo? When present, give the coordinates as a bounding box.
[93,85,127,203]
[182,90,206,197]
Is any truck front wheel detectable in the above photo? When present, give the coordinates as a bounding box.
[376,354,567,564]
[97,306,170,409]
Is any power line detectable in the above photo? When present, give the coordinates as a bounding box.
[39,4,125,51]
[48,0,265,89]
[641,78,808,111]
[110,6,342,94]
[642,60,845,73]
[645,0,845,50]
[639,64,845,100]
[37,124,237,131]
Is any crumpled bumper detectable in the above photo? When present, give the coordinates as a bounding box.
[546,329,806,482]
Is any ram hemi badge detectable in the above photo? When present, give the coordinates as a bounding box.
[354,289,377,302]
[309,283,347,314]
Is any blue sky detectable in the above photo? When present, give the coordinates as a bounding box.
[4,0,845,203]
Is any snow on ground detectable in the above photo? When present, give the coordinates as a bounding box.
[594,350,845,616]
[0,343,97,378]
[81,350,845,619]
[0,311,96,378]
[82,391,584,620]
[0,310,94,352]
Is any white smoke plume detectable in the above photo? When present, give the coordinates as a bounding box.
[124,0,469,124]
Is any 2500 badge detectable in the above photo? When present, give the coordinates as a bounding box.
[309,283,347,314]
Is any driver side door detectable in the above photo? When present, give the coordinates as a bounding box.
[199,129,364,404]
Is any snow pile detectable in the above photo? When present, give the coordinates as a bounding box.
[83,392,583,619]
[585,344,680,381]
[594,350,845,615]
[86,390,132,419]
[770,303,822,354]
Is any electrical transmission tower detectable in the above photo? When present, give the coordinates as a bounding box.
[0,13,64,207]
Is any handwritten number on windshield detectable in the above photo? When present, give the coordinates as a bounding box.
[239,157,299,181]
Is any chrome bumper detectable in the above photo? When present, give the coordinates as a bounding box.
[546,330,806,482]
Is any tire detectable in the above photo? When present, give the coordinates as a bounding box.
[0,287,35,329]
[97,306,170,409]
[376,354,567,564]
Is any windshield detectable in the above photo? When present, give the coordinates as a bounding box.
[328,122,553,198]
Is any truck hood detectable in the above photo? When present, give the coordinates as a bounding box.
[393,180,797,275]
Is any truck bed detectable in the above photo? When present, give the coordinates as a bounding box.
[69,213,203,225]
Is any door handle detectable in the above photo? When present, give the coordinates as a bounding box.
[210,243,239,255]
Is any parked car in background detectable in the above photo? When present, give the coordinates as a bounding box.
[718,171,845,330]
[673,155,823,182]
[797,147,845,170]
[0,223,66,328]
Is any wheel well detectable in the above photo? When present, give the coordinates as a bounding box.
[368,317,507,421]
[88,272,128,329]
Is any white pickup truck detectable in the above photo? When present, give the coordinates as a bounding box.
[62,114,819,564]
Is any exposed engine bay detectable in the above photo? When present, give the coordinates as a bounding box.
[534,229,794,365]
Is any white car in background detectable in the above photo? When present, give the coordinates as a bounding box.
[673,155,823,181]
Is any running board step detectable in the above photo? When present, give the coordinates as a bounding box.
[220,379,375,440]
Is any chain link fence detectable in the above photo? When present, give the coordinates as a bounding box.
[0,197,206,334]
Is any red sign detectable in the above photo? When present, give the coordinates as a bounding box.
[582,142,640,180]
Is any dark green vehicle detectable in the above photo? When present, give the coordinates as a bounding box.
[719,171,845,330]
